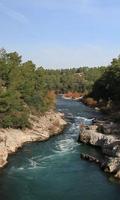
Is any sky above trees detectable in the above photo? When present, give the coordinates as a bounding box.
[0,0,120,68]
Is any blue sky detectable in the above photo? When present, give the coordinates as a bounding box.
[0,0,120,68]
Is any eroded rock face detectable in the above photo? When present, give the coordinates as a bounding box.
[80,125,118,148]
[103,157,120,173]
[0,111,67,168]
[97,122,120,135]
[79,123,120,179]
[115,170,120,179]
[103,142,120,157]
[0,145,8,167]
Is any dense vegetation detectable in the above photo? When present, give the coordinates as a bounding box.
[0,49,55,128]
[91,56,120,103]
[89,56,120,120]
[1,48,119,128]
[44,66,105,94]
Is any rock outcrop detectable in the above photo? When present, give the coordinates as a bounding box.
[81,153,100,164]
[79,122,120,179]
[0,111,67,168]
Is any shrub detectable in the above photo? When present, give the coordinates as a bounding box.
[82,97,97,107]
[1,111,31,129]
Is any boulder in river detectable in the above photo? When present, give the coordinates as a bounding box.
[78,122,120,179]
[81,153,100,164]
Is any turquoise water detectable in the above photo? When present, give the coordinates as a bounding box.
[0,97,120,200]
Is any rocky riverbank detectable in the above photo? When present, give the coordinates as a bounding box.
[0,111,67,168]
[78,121,120,179]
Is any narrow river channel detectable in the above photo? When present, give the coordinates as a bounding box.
[0,96,120,200]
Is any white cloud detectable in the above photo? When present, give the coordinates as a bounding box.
[0,2,28,24]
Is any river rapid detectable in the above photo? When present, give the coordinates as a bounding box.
[0,96,120,200]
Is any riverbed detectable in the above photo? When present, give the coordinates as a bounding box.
[0,96,120,200]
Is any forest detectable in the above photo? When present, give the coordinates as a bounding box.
[0,48,119,128]
[89,56,120,120]
[91,56,120,102]
[0,49,55,128]
[44,66,105,94]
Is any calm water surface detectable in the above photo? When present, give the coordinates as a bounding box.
[0,97,120,200]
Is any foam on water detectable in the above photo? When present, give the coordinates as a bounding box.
[8,114,92,174]
[1,97,119,200]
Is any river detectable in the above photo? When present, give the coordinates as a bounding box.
[0,96,120,200]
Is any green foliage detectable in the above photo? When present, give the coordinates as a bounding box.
[1,112,30,129]
[1,47,117,129]
[42,66,105,94]
[91,56,120,102]
[0,49,55,128]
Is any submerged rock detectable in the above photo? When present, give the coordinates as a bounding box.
[81,153,100,164]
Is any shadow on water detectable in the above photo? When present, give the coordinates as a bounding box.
[0,96,120,200]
